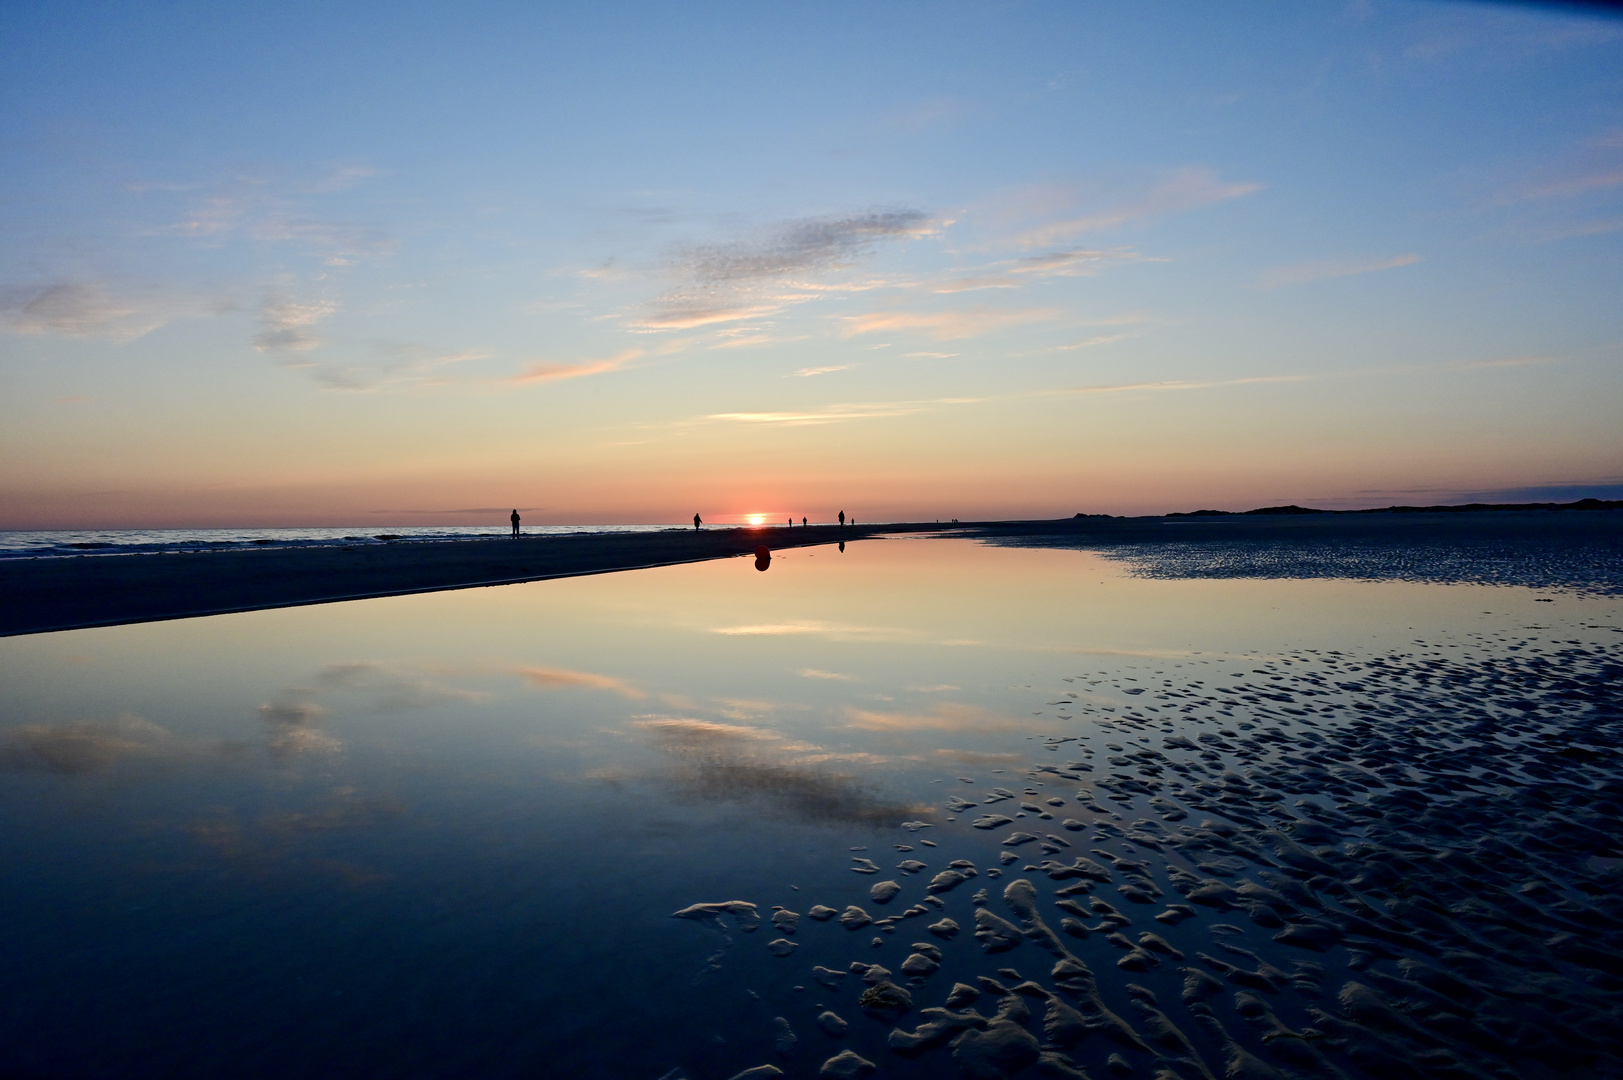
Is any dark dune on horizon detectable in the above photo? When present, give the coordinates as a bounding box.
[2,506,1621,637]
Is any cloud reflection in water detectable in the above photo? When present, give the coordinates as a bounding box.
[0,713,177,774]
[623,717,930,827]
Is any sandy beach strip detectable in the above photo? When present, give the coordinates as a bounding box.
[0,524,937,637]
[3,509,1616,638]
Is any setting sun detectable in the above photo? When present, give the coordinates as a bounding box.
[746,514,764,526]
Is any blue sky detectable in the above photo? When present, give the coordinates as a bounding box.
[2,0,1620,526]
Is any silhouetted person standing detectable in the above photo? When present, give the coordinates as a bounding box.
[802,517,807,527]
[839,511,845,527]
[694,513,702,532]
[510,509,520,538]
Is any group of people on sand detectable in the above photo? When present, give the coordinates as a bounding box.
[505,509,854,538]
[692,512,852,531]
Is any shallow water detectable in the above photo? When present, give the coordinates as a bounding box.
[0,537,1619,1079]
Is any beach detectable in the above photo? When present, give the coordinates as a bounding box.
[3,509,1618,638]
[0,523,935,637]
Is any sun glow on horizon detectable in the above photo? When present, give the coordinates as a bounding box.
[746,514,765,526]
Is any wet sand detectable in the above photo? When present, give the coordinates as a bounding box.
[0,524,929,637]
[672,624,1623,1080]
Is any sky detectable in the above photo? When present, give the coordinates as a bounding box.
[2,0,1621,528]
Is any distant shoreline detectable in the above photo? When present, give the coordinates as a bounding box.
[2,507,1619,638]
[1158,497,1623,518]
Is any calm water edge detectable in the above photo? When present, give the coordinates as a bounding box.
[1,536,1619,1079]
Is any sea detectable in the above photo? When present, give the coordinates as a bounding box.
[0,531,1618,1079]
[0,525,677,560]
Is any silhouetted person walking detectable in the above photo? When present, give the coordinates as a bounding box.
[693,513,702,532]
[510,509,520,538]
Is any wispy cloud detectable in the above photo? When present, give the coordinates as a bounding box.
[300,343,486,392]
[0,281,227,342]
[931,248,1145,293]
[510,348,642,384]
[156,166,393,266]
[1054,332,1135,351]
[679,211,934,284]
[632,302,788,331]
[706,396,982,427]
[789,364,855,377]
[636,210,936,330]
[254,293,335,352]
[799,668,853,680]
[1048,374,1310,396]
[1429,354,1559,373]
[1510,168,1623,203]
[841,307,1059,340]
[693,351,1555,431]
[1531,217,1623,242]
[1256,253,1421,289]
[1012,167,1263,247]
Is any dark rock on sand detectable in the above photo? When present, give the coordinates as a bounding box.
[672,901,761,932]
[817,1049,876,1079]
[816,1009,848,1037]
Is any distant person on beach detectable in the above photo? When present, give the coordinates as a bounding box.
[802,517,807,527]
[510,509,520,537]
[839,511,845,527]
[694,513,702,531]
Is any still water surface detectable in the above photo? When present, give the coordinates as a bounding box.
[1,537,1619,1079]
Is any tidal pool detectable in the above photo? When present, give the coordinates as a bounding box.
[1,536,1619,1079]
